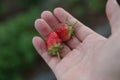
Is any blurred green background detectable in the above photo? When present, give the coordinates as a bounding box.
[0,0,108,80]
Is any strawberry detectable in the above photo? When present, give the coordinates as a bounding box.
[56,23,73,41]
[46,32,62,60]
[55,19,77,41]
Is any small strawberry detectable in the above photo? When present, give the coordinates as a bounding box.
[55,19,77,41]
[46,32,62,60]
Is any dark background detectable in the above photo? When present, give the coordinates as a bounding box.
[0,0,110,80]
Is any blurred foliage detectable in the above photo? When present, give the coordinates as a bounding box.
[0,7,40,80]
[16,0,42,9]
[0,0,43,16]
[85,0,106,14]
[57,0,107,21]
[0,1,8,15]
[49,0,107,28]
[0,0,107,80]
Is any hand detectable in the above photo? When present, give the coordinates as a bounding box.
[32,0,120,80]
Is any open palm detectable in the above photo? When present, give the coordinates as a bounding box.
[33,0,120,80]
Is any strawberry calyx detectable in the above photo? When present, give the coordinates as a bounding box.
[48,45,63,60]
[68,26,74,37]
[66,18,77,39]
[48,45,63,55]
[65,17,77,27]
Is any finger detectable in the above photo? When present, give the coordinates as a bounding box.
[54,8,100,41]
[60,44,71,57]
[106,0,120,33]
[41,11,59,30]
[35,19,52,39]
[66,36,81,49]
[32,36,59,71]
[41,10,81,49]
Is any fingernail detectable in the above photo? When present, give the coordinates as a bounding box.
[117,0,120,6]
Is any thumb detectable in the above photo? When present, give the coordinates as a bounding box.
[106,0,120,34]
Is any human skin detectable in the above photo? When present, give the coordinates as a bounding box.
[32,0,120,80]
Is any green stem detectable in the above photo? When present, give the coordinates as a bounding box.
[72,21,77,27]
[57,52,61,61]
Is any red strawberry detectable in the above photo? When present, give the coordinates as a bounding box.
[56,19,77,41]
[46,32,62,60]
